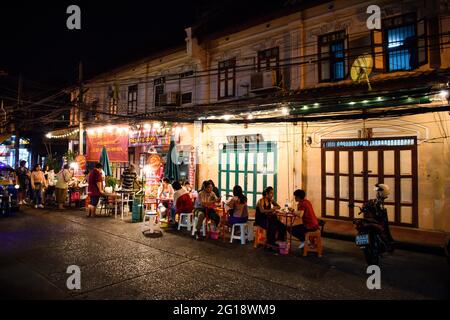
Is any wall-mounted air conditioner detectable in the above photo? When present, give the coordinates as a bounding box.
[159,92,180,106]
[250,70,279,92]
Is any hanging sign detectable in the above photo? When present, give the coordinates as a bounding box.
[129,130,170,147]
[86,128,128,162]
[188,148,196,189]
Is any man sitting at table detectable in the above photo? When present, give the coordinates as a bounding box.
[193,181,220,240]
[290,189,319,249]
[171,181,194,226]
[255,186,286,250]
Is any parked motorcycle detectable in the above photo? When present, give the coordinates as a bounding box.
[350,184,395,266]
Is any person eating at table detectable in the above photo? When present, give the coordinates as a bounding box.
[255,186,286,250]
[226,185,248,225]
[193,181,221,240]
[157,177,174,219]
[170,180,194,226]
[290,189,319,249]
[183,181,197,200]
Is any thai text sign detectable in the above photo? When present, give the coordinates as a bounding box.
[86,130,128,162]
[129,130,170,147]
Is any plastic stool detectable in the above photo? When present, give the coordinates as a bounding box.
[303,229,323,257]
[178,212,193,231]
[246,220,255,241]
[142,211,160,234]
[230,223,248,245]
[191,216,206,236]
[253,226,267,248]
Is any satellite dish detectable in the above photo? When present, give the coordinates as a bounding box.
[351,55,373,91]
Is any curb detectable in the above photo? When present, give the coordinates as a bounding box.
[323,231,446,256]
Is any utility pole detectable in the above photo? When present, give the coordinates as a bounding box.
[78,61,84,156]
[14,74,22,167]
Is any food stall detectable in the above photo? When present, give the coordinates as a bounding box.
[0,162,19,216]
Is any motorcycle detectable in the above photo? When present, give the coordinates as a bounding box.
[350,200,394,266]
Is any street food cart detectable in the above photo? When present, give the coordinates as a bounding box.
[0,162,19,216]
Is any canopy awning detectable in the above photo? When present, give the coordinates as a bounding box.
[0,133,12,145]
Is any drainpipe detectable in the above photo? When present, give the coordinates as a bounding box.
[300,15,306,90]
[301,122,307,190]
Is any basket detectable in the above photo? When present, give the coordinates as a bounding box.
[209,230,219,240]
[278,242,290,255]
[160,220,170,228]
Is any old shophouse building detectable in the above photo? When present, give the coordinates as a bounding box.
[70,0,450,241]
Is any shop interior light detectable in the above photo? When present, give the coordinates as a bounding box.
[144,123,151,130]
[439,90,449,100]
[70,162,79,170]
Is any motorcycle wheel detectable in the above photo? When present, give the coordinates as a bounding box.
[363,247,380,266]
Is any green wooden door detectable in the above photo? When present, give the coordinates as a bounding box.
[218,142,277,208]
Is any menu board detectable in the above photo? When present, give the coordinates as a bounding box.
[143,153,163,207]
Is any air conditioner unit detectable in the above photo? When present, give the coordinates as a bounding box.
[250,70,279,92]
[159,92,180,106]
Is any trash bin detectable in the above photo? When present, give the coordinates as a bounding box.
[132,196,144,223]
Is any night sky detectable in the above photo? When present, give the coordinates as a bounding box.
[0,0,291,96]
[0,1,201,90]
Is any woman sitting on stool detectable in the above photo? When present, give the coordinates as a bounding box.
[255,186,286,249]
[226,185,248,225]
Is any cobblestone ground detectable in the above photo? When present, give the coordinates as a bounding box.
[0,207,449,300]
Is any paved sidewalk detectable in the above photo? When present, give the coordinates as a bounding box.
[0,207,449,300]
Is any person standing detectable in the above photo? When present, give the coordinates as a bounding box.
[31,164,47,209]
[120,164,139,190]
[55,164,73,210]
[87,163,104,217]
[43,164,56,205]
[15,160,30,205]
[120,164,139,213]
